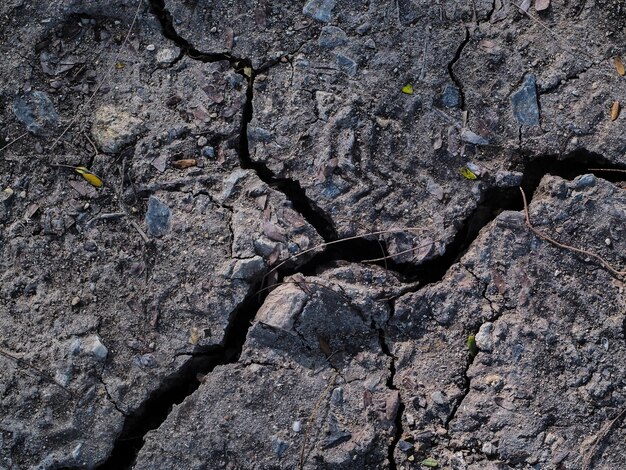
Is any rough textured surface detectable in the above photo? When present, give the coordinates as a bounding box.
[1,1,626,469]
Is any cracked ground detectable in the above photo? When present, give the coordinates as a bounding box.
[1,0,626,469]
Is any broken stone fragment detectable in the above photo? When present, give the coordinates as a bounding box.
[302,0,336,22]
[145,196,171,237]
[82,335,108,360]
[461,128,489,145]
[91,105,144,153]
[441,84,461,108]
[337,54,357,76]
[156,47,180,65]
[511,74,540,126]
[474,322,494,351]
[229,256,266,280]
[318,26,348,48]
[12,91,59,135]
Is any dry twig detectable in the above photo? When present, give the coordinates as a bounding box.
[0,132,28,153]
[0,348,74,397]
[49,0,144,151]
[519,187,625,277]
[582,406,626,470]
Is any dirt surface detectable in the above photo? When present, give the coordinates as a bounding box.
[1,1,625,469]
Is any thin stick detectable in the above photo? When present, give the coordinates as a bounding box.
[519,187,625,277]
[86,212,125,226]
[0,348,74,397]
[299,371,339,470]
[582,406,626,470]
[49,0,144,151]
[265,227,426,279]
[362,240,437,264]
[0,132,28,153]
[83,132,99,156]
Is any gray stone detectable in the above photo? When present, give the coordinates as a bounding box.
[572,173,596,189]
[442,84,461,108]
[511,74,540,126]
[12,91,59,135]
[302,0,336,22]
[461,128,489,145]
[331,386,344,405]
[475,322,494,352]
[83,335,108,361]
[91,105,144,153]
[201,146,215,158]
[271,437,288,457]
[145,196,171,237]
[230,256,265,280]
[319,26,348,48]
[337,54,357,76]
[156,47,180,65]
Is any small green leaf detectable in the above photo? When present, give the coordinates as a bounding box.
[460,167,477,180]
[467,335,478,357]
[421,457,439,468]
[402,84,414,95]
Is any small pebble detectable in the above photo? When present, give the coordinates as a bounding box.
[292,420,302,432]
[146,44,156,51]
[605,238,611,246]
[210,26,217,33]
[197,136,208,147]
[71,296,81,306]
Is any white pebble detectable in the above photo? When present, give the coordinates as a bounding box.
[146,44,156,51]
[292,421,302,433]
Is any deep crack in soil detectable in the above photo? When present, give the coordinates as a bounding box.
[95,147,626,469]
[93,4,626,468]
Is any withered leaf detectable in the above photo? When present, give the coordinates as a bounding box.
[611,101,620,121]
[171,158,197,169]
[615,56,625,76]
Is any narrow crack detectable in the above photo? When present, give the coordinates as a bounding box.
[444,345,475,429]
[376,299,404,470]
[447,27,470,111]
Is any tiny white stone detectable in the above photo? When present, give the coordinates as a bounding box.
[146,44,156,51]
[605,238,611,246]
[292,421,302,433]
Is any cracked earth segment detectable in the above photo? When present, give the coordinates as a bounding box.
[247,1,626,266]
[457,3,626,160]
[248,1,482,263]
[391,174,626,469]
[134,264,405,469]
[0,2,322,467]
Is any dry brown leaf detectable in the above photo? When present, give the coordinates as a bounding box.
[535,0,550,11]
[611,101,620,121]
[614,56,625,76]
[171,158,197,169]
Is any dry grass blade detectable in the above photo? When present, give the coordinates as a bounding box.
[588,168,626,174]
[264,227,426,282]
[299,371,339,470]
[582,406,626,470]
[50,0,144,151]
[0,132,28,153]
[519,187,625,277]
[362,239,438,264]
